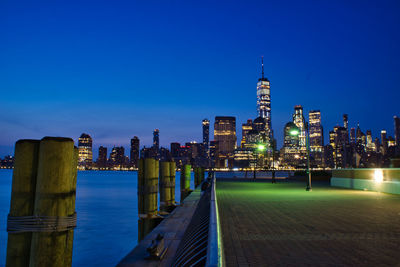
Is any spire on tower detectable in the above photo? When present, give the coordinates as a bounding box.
[261,56,264,79]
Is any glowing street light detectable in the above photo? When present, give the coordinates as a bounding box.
[290,129,300,136]
[253,143,267,180]
[257,144,266,151]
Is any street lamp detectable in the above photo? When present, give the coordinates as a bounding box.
[289,123,312,191]
[253,144,266,180]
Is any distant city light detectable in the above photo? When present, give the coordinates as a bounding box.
[257,144,266,151]
[290,129,300,136]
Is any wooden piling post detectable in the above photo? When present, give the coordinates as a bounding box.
[154,160,159,215]
[138,158,159,241]
[195,167,203,188]
[159,161,170,212]
[29,137,75,267]
[169,161,176,205]
[6,139,40,267]
[144,158,158,217]
[180,164,192,201]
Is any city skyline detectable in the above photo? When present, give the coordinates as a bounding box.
[24,112,396,164]
[1,101,399,159]
[2,1,400,156]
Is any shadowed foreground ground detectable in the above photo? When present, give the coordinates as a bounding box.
[216,180,400,266]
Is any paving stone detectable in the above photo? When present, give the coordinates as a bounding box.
[217,180,400,266]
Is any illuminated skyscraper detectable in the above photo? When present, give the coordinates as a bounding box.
[330,126,348,168]
[374,137,380,153]
[343,114,349,144]
[355,123,366,147]
[293,105,306,150]
[209,140,219,167]
[214,116,236,168]
[343,114,349,130]
[309,110,324,166]
[366,130,375,151]
[202,119,210,152]
[282,122,300,166]
[241,119,253,148]
[130,136,140,168]
[214,116,236,153]
[153,129,160,150]
[309,110,324,147]
[78,133,93,167]
[110,146,125,166]
[256,57,272,139]
[350,127,356,144]
[381,130,388,155]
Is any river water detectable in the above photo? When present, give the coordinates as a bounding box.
[0,170,194,267]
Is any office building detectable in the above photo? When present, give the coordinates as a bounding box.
[350,127,356,144]
[209,141,219,167]
[309,110,324,167]
[293,105,306,150]
[241,119,253,148]
[381,130,388,155]
[202,119,210,153]
[395,116,400,152]
[343,114,349,144]
[153,129,160,150]
[130,136,140,168]
[282,122,300,167]
[366,130,375,151]
[329,126,348,168]
[170,142,180,158]
[110,146,125,167]
[214,116,236,154]
[97,146,107,168]
[343,114,349,130]
[256,57,273,140]
[78,133,93,167]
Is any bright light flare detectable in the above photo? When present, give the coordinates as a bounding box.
[290,130,299,136]
[374,169,383,183]
[257,144,266,151]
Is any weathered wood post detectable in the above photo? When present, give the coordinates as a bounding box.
[6,139,40,267]
[180,164,192,201]
[169,161,176,206]
[65,146,78,267]
[160,161,171,212]
[29,137,76,267]
[138,158,159,241]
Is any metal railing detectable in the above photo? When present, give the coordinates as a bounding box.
[206,173,224,266]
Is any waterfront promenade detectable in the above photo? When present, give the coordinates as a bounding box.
[217,179,400,266]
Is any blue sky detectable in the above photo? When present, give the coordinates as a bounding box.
[1,0,400,157]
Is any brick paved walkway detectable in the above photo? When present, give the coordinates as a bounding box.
[216,180,400,266]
